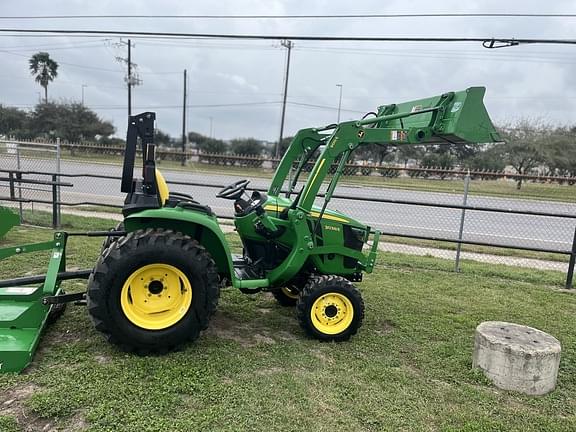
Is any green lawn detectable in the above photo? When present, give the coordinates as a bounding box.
[0,217,575,431]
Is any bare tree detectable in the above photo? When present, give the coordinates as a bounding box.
[497,119,548,189]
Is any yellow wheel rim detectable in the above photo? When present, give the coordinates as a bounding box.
[120,263,192,330]
[281,286,299,300]
[310,292,354,335]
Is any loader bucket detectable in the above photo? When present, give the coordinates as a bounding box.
[377,86,501,144]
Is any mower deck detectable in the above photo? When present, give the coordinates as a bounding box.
[0,232,94,373]
[0,286,49,373]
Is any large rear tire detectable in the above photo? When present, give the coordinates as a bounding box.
[87,228,219,353]
[296,275,364,342]
[100,222,124,254]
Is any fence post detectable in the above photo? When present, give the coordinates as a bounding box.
[455,171,471,272]
[566,227,576,289]
[8,172,15,199]
[56,137,61,226]
[15,140,23,223]
[51,174,60,228]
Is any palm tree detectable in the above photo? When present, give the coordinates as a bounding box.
[29,52,59,103]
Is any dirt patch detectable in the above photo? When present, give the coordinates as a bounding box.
[0,383,57,432]
[253,333,276,345]
[94,354,110,365]
[256,367,283,376]
[275,331,298,342]
[374,319,395,336]
[1,383,39,413]
[65,411,88,431]
[310,349,333,364]
[44,328,83,345]
[206,312,286,347]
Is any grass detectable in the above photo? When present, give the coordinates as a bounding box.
[58,153,576,203]
[0,215,575,431]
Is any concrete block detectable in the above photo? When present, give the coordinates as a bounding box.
[472,321,561,395]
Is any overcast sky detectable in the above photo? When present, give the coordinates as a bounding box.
[1,1,575,142]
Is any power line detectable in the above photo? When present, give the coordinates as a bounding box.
[0,39,109,50]
[0,29,575,47]
[1,13,576,19]
[0,48,123,72]
[296,46,576,64]
[287,101,365,114]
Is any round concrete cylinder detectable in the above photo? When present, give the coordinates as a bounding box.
[472,321,561,395]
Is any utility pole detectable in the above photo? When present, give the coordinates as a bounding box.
[127,39,132,116]
[209,116,213,138]
[181,69,187,166]
[336,84,343,123]
[276,39,293,159]
[113,39,141,118]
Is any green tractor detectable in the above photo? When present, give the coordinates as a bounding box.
[0,87,500,371]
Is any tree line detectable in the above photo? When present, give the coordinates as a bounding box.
[2,101,575,188]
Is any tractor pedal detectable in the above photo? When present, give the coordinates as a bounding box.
[232,254,248,267]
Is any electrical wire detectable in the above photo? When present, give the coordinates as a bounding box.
[0,29,575,47]
[0,48,123,73]
[288,101,370,114]
[1,13,576,19]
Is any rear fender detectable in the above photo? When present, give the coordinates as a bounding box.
[123,207,234,278]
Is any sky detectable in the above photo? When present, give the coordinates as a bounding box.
[0,0,575,142]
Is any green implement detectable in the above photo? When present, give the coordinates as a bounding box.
[0,207,94,373]
[0,86,500,372]
[0,232,67,373]
[0,206,19,238]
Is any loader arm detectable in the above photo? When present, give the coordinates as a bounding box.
[268,86,501,213]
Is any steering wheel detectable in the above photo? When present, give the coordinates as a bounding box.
[216,179,250,200]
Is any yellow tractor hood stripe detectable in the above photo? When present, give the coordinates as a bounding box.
[264,205,349,223]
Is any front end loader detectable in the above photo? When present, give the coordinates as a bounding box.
[0,87,500,372]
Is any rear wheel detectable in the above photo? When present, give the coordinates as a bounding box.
[87,228,219,353]
[296,275,364,342]
[100,222,124,254]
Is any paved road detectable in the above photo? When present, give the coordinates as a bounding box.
[2,158,575,252]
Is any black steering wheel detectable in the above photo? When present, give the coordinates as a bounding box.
[216,179,250,200]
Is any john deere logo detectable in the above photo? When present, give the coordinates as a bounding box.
[324,225,340,232]
[358,130,365,139]
[451,102,463,113]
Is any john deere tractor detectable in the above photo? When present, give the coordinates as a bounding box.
[0,87,499,371]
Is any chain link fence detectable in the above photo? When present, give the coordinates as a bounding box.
[1,141,575,286]
[0,138,62,224]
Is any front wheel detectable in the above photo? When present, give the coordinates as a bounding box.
[296,275,364,342]
[87,228,219,353]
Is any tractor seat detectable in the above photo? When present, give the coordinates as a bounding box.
[155,169,213,215]
[155,169,170,206]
